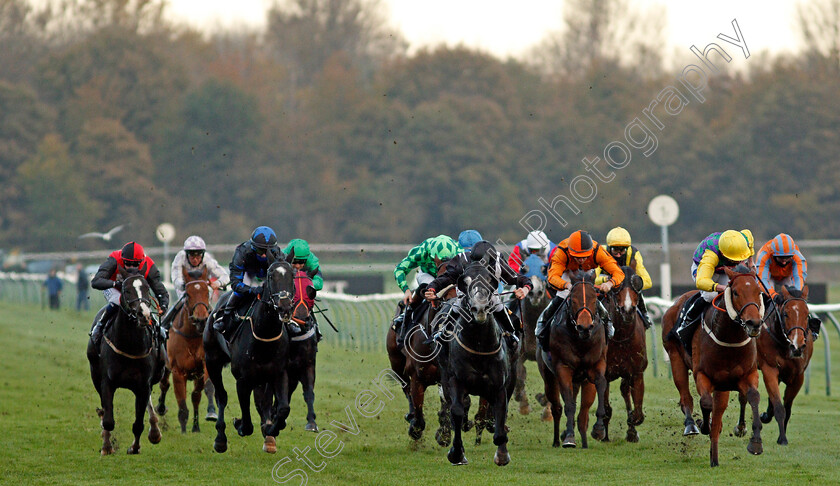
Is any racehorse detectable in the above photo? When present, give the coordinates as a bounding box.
[661,265,765,467]
[204,260,293,454]
[537,269,608,449]
[441,263,517,466]
[157,266,213,433]
[86,269,165,455]
[385,260,454,446]
[513,253,551,416]
[602,266,647,443]
[735,285,813,445]
[285,269,320,432]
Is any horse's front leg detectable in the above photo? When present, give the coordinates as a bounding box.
[760,365,786,444]
[695,373,714,436]
[492,385,511,466]
[98,380,116,455]
[744,372,763,456]
[435,387,452,447]
[590,365,607,442]
[514,353,531,415]
[302,359,318,432]
[447,387,468,465]
[734,390,748,437]
[172,368,189,434]
[709,390,729,467]
[666,344,698,435]
[579,382,596,448]
[207,361,228,453]
[128,386,150,454]
[558,367,577,448]
[204,374,218,421]
[191,373,205,433]
[234,377,255,437]
[782,372,806,440]
[408,372,427,440]
[146,396,162,444]
[156,367,170,415]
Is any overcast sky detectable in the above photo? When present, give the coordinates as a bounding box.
[165,0,801,61]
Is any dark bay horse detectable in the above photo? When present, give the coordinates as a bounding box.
[385,260,454,446]
[735,285,813,445]
[537,270,607,449]
[602,266,648,443]
[513,253,551,416]
[157,266,213,433]
[661,265,765,467]
[204,260,293,454]
[87,269,165,455]
[285,270,320,432]
[441,263,517,466]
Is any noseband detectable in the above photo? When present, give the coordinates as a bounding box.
[567,281,598,329]
[711,273,764,330]
[764,297,809,349]
[120,276,153,326]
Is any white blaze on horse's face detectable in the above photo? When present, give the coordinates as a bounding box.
[789,302,807,350]
[623,291,633,314]
[133,279,151,320]
[193,283,201,291]
[275,266,286,277]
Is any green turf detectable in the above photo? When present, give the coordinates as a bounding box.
[2,301,840,485]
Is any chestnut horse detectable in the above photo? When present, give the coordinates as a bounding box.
[157,266,213,433]
[735,285,813,445]
[661,265,765,467]
[386,260,455,446]
[87,269,165,455]
[537,269,607,449]
[602,266,648,443]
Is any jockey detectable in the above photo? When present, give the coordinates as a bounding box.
[213,226,286,337]
[159,235,230,331]
[508,230,555,274]
[90,241,170,347]
[535,230,624,348]
[283,238,324,337]
[756,233,821,338]
[392,234,462,349]
[425,240,532,345]
[595,227,654,328]
[673,229,754,345]
[458,229,483,253]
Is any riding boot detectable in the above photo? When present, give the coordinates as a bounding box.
[598,299,614,339]
[159,296,184,331]
[494,308,520,347]
[90,303,118,349]
[535,296,562,350]
[674,294,706,350]
[637,294,653,329]
[396,304,415,350]
[808,314,822,341]
[213,293,240,337]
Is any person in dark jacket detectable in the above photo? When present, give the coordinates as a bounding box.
[89,241,170,347]
[43,269,63,310]
[213,226,286,336]
[424,240,532,342]
[75,263,90,311]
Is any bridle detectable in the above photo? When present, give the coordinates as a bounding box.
[566,280,599,330]
[764,296,809,349]
[711,273,765,329]
[120,275,154,327]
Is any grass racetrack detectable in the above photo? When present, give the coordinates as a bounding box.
[3,301,840,485]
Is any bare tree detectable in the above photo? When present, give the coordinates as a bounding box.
[797,0,840,71]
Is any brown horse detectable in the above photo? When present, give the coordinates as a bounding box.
[157,266,212,433]
[537,269,607,449]
[385,260,454,445]
[602,266,647,443]
[661,265,765,467]
[735,285,813,445]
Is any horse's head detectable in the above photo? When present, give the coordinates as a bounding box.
[183,266,211,331]
[264,261,295,323]
[612,266,643,322]
[118,268,154,328]
[774,285,810,357]
[527,275,548,307]
[722,265,765,337]
[460,263,495,324]
[567,269,599,339]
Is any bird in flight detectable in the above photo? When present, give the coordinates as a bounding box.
[78,224,126,241]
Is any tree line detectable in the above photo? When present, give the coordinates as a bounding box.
[1,0,838,253]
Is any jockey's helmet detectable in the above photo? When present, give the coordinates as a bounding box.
[121,241,145,266]
[469,240,497,264]
[429,235,460,261]
[770,233,796,257]
[458,230,483,250]
[288,239,311,262]
[567,230,594,257]
[250,226,277,250]
[184,235,206,251]
[739,229,755,257]
[719,230,752,262]
[526,230,549,252]
[606,227,632,248]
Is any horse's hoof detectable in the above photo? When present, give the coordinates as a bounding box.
[214,440,227,453]
[205,412,218,422]
[462,420,474,432]
[148,430,162,444]
[562,438,576,448]
[408,425,423,441]
[263,436,277,454]
[626,430,639,443]
[552,440,560,448]
[156,404,167,416]
[535,393,548,406]
[748,439,763,455]
[733,425,747,437]
[591,425,606,441]
[447,447,468,465]
[305,422,319,433]
[519,403,531,415]
[192,425,200,433]
[684,423,700,436]
[404,412,414,423]
[494,450,510,466]
[777,436,788,446]
[541,407,553,422]
[435,428,451,447]
[235,419,253,437]
[696,419,710,435]
[127,446,140,455]
[760,412,772,424]
[100,446,114,456]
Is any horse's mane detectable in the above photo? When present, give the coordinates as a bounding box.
[570,269,595,283]
[785,286,804,299]
[732,264,752,274]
